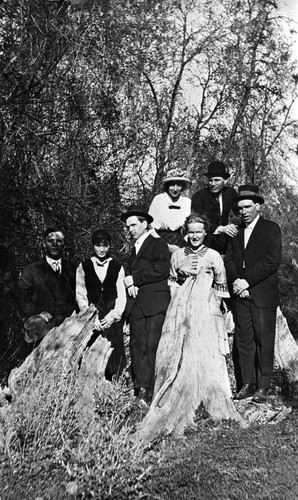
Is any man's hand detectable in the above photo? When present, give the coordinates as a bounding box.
[127,285,139,298]
[233,278,249,295]
[219,224,238,237]
[168,244,180,254]
[100,313,115,329]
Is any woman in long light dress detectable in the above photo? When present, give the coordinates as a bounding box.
[138,214,244,443]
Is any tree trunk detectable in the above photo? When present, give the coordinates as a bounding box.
[137,273,246,444]
[275,307,298,386]
[6,306,112,426]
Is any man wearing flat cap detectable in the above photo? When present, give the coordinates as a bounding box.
[191,161,238,254]
[121,205,171,404]
[149,168,192,253]
[225,185,282,403]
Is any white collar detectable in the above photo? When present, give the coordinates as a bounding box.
[91,256,112,266]
[164,192,181,205]
[46,256,62,266]
[245,214,260,231]
[135,229,153,251]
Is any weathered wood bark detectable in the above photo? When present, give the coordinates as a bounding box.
[6,306,112,425]
[137,273,246,444]
[275,307,298,386]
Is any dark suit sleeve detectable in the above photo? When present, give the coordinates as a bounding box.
[224,239,240,284]
[132,239,170,287]
[244,223,282,287]
[191,191,204,214]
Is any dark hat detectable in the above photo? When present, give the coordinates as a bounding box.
[235,184,264,205]
[24,315,53,343]
[120,204,153,224]
[159,168,192,191]
[204,161,230,179]
[92,229,111,245]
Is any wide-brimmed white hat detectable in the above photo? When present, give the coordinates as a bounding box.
[160,169,192,191]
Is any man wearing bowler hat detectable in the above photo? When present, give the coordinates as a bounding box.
[121,205,171,404]
[225,185,282,403]
[191,161,238,253]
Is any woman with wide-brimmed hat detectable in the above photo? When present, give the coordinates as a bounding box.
[148,168,192,252]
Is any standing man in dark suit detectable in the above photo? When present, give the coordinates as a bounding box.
[18,226,77,341]
[191,161,238,253]
[121,205,171,404]
[225,186,282,403]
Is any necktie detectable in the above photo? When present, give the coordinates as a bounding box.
[52,261,60,274]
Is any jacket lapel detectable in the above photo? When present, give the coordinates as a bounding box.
[244,217,263,250]
[131,234,153,267]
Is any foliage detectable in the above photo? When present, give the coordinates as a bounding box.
[1,365,298,499]
[0,0,298,377]
[0,371,148,499]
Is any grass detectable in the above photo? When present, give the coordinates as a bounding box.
[1,363,298,499]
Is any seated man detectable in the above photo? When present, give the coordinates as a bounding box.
[191,161,238,254]
[18,226,77,341]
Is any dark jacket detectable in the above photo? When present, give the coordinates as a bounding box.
[18,258,77,326]
[191,186,238,230]
[125,234,171,318]
[191,186,238,253]
[224,217,282,308]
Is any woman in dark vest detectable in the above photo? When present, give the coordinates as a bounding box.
[76,229,126,380]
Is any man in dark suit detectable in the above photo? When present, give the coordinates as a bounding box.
[225,186,282,403]
[18,226,77,341]
[121,205,171,404]
[191,161,238,253]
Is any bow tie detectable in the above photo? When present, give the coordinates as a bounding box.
[96,260,108,267]
[184,245,207,256]
[168,205,181,210]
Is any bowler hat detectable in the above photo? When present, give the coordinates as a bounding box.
[120,204,153,224]
[159,168,192,191]
[204,161,230,179]
[235,184,264,205]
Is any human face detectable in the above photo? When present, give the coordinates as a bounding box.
[93,242,110,259]
[126,216,148,241]
[187,222,206,248]
[166,181,184,201]
[208,176,225,195]
[238,199,260,226]
[45,231,65,260]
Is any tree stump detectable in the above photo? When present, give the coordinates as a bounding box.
[275,307,298,389]
[4,306,112,426]
[137,273,246,444]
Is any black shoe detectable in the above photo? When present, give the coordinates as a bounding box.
[234,383,256,400]
[252,388,268,404]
